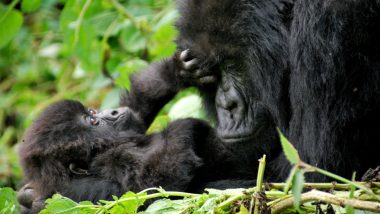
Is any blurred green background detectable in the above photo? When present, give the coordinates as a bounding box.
[0,0,205,189]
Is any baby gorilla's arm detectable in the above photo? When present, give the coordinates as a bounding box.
[120,50,200,127]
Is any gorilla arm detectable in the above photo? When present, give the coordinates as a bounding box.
[120,50,201,127]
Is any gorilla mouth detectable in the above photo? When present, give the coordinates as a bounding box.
[217,125,265,143]
[219,133,256,143]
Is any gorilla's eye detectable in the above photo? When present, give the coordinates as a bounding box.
[88,108,97,115]
[90,117,99,126]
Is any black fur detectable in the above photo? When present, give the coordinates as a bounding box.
[18,53,263,213]
[175,0,380,181]
[18,100,206,213]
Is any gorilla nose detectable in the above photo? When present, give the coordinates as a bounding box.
[98,107,128,120]
[216,87,242,115]
[217,97,238,114]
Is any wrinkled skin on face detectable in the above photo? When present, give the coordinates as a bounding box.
[215,61,275,144]
[85,106,145,137]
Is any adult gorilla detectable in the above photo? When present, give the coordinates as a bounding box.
[175,0,380,181]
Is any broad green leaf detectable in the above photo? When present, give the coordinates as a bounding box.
[278,128,300,164]
[0,187,20,214]
[44,194,79,214]
[120,22,147,53]
[110,205,126,214]
[114,59,149,89]
[0,5,23,49]
[292,169,304,212]
[168,95,206,121]
[21,0,41,12]
[86,11,118,36]
[147,115,170,133]
[114,191,146,214]
[150,24,177,60]
[145,199,184,214]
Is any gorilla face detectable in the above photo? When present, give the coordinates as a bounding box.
[215,60,273,143]
[82,106,145,137]
[22,100,145,156]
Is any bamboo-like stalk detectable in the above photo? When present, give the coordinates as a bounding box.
[253,155,266,214]
[270,190,380,214]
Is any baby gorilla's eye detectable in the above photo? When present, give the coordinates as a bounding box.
[90,117,99,126]
[88,108,97,115]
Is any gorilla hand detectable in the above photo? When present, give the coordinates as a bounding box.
[177,49,217,85]
[17,183,45,214]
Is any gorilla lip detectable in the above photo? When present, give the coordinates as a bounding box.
[217,124,266,143]
[217,132,256,143]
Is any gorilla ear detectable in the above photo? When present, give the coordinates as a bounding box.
[119,90,130,107]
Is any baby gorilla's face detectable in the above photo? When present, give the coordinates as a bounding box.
[82,105,145,137]
[22,100,146,152]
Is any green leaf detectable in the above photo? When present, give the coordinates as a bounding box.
[120,22,146,53]
[278,128,300,164]
[21,0,41,13]
[147,115,171,133]
[0,5,23,49]
[292,169,304,212]
[168,95,206,121]
[113,191,146,214]
[44,194,79,214]
[114,59,149,89]
[145,199,184,214]
[0,187,20,214]
[100,88,122,110]
[238,205,249,214]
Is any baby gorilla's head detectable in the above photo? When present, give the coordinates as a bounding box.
[19,100,145,197]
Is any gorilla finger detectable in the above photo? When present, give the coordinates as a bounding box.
[183,58,199,70]
[180,49,191,61]
[17,187,36,208]
[198,76,217,84]
[32,199,45,212]
[195,69,216,78]
[195,69,205,77]
[180,70,191,77]
[20,205,34,214]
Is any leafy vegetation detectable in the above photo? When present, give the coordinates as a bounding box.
[1,1,379,213]
[0,0,205,188]
[1,134,379,213]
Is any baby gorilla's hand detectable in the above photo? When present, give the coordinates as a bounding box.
[17,183,45,214]
[177,49,217,86]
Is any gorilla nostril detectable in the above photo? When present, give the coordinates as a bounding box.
[227,102,238,112]
[111,110,118,116]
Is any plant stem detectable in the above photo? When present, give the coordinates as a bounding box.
[270,189,380,214]
[216,193,246,210]
[110,0,145,32]
[74,0,92,45]
[0,0,20,23]
[97,191,200,214]
[267,182,380,190]
[300,162,375,196]
[283,166,297,194]
[253,155,266,214]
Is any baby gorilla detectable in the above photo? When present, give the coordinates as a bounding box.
[18,50,261,213]
[18,100,212,213]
